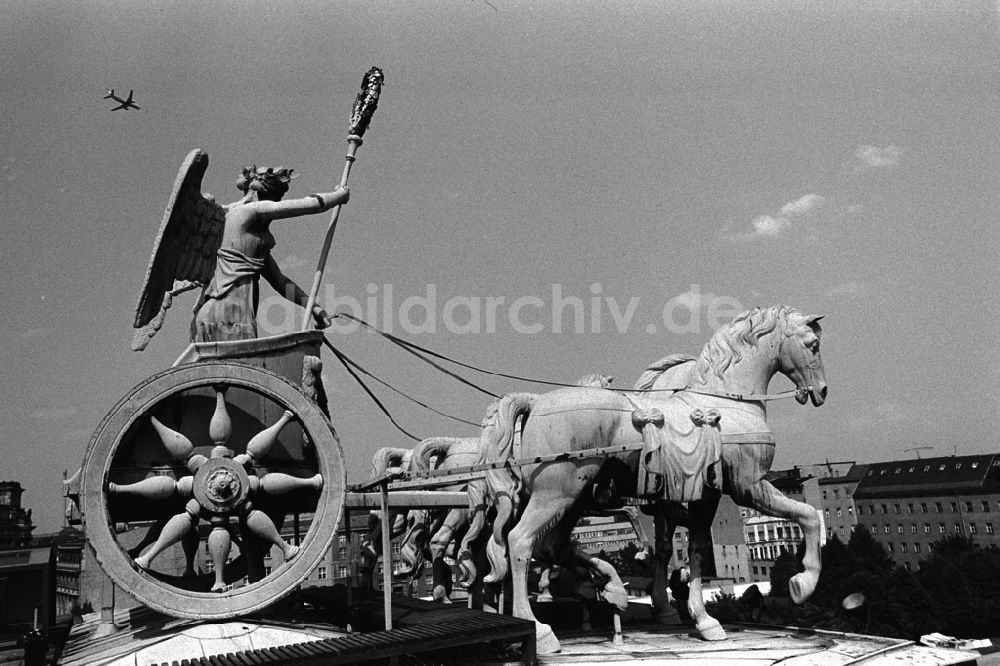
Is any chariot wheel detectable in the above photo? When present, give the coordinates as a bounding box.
[81,361,345,620]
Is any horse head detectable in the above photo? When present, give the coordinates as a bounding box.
[690,305,828,406]
[778,311,828,406]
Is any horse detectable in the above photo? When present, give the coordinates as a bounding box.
[359,446,416,572]
[478,305,827,653]
[395,436,478,601]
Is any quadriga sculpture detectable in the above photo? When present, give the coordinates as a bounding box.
[477,305,827,653]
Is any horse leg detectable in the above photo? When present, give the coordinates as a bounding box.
[651,501,687,623]
[430,509,466,603]
[687,494,726,641]
[745,480,822,603]
[507,493,578,654]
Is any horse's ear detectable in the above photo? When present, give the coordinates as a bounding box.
[805,314,825,325]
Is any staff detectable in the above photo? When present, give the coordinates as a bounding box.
[303,66,385,330]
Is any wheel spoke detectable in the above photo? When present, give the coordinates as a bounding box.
[207,522,233,592]
[134,499,201,570]
[109,475,181,501]
[150,416,193,462]
[245,508,299,562]
[258,473,323,496]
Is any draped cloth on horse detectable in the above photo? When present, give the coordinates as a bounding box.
[631,394,722,501]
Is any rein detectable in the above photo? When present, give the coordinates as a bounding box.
[661,385,812,403]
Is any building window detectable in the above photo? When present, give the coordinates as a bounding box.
[966,501,974,513]
[907,504,914,514]
[910,523,917,534]
[987,523,995,534]
[923,465,930,472]
[887,543,894,553]
[837,508,843,518]
[924,523,931,534]
[936,502,943,513]
[914,543,921,553]
[928,542,934,552]
[848,506,854,515]
[871,525,878,534]
[920,503,928,513]
[338,565,348,578]
[951,502,958,512]
[265,566,272,575]
[318,567,328,579]
[954,523,962,533]
[901,543,908,553]
[904,561,912,570]
[834,489,839,499]
[939,523,946,533]
[868,505,875,515]
[881,504,888,515]
[897,524,904,534]
[822,491,828,500]
[884,524,891,534]
[970,523,978,534]
[894,504,901,514]
[983,501,991,512]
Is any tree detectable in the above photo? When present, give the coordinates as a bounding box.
[768,548,803,598]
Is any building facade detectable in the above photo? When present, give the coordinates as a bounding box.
[853,454,1000,570]
[0,481,35,548]
[743,467,822,582]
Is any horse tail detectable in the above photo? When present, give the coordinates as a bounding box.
[412,437,458,472]
[369,446,411,478]
[481,392,534,584]
[457,478,488,587]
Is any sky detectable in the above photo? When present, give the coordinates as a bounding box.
[1,1,998,534]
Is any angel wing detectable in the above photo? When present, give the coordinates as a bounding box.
[131,149,225,351]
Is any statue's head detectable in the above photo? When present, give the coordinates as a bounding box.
[237,165,295,201]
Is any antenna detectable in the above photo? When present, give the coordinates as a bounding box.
[904,447,933,459]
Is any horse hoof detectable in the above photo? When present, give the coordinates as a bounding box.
[789,573,816,604]
[536,622,562,654]
[696,618,726,641]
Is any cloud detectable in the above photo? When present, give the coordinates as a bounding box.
[732,193,827,240]
[853,145,902,171]
[30,407,79,422]
[779,193,825,217]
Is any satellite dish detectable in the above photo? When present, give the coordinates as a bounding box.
[842,593,866,610]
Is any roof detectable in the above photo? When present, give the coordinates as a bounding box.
[818,463,870,485]
[854,454,1000,499]
[0,544,53,569]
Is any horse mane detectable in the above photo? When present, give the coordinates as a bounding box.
[694,305,800,383]
[633,354,696,391]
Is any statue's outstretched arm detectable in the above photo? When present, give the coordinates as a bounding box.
[255,186,350,222]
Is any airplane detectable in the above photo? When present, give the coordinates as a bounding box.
[104,89,140,111]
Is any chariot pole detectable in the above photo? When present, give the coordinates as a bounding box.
[302,67,384,330]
